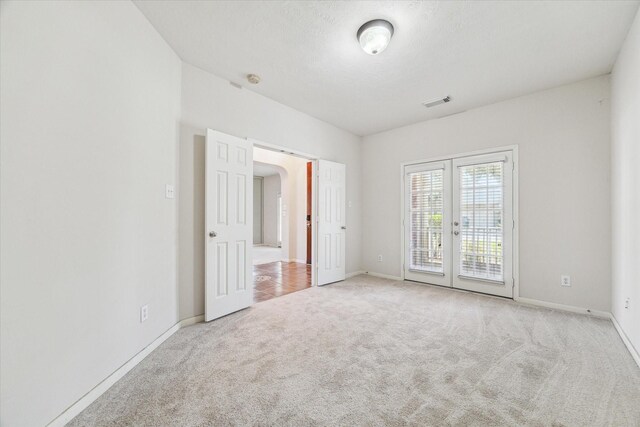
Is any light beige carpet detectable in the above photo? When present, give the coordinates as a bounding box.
[68,275,640,426]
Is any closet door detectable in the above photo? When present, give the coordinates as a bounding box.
[404,161,452,287]
[452,152,513,298]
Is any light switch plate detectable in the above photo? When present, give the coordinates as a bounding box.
[140,305,149,323]
[561,275,571,287]
[165,184,175,199]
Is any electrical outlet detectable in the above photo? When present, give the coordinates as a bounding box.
[377,255,383,262]
[165,184,175,199]
[561,275,571,287]
[140,305,149,323]
[625,298,630,309]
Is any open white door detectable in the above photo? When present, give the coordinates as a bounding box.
[452,152,514,298]
[205,129,253,321]
[317,159,346,286]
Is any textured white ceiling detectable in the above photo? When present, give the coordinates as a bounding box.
[134,0,639,136]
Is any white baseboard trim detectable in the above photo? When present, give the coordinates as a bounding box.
[365,271,403,281]
[178,314,205,328]
[610,314,640,368]
[47,314,204,427]
[346,270,365,279]
[282,258,306,264]
[514,296,610,319]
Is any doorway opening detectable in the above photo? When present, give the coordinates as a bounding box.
[252,147,313,303]
[204,129,347,322]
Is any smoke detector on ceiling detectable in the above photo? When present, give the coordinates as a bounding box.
[247,74,261,84]
[422,96,451,108]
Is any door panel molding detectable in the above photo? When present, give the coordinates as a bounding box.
[205,129,254,321]
[317,159,346,286]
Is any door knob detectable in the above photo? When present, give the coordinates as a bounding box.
[454,221,459,226]
[341,226,347,230]
[209,231,217,238]
[453,231,459,236]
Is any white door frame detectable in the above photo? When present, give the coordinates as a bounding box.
[248,138,320,287]
[400,145,520,299]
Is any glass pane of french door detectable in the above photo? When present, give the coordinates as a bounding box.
[404,161,451,287]
[458,162,504,282]
[409,169,444,273]
[453,152,513,298]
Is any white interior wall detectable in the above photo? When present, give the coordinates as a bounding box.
[361,76,611,312]
[178,63,362,321]
[611,9,640,355]
[262,174,281,247]
[0,2,182,426]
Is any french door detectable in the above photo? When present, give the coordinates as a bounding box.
[404,151,514,298]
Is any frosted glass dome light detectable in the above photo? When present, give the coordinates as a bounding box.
[357,19,394,55]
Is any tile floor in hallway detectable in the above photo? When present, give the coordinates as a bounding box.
[253,261,311,303]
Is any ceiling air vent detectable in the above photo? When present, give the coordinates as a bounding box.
[422,96,451,108]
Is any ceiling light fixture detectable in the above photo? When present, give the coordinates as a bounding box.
[357,19,394,55]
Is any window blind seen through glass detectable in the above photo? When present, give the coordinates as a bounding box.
[409,169,444,273]
[458,162,504,281]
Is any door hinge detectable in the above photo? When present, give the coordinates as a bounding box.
[512,219,515,229]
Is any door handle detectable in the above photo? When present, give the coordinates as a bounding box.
[453,231,459,236]
[454,221,459,226]
[341,226,347,230]
[209,231,217,238]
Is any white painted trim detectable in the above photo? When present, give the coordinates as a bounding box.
[346,270,365,278]
[47,315,204,427]
[514,296,610,319]
[311,159,318,287]
[515,299,638,368]
[610,314,640,368]
[248,138,318,161]
[365,271,403,281]
[512,146,520,299]
[400,144,520,168]
[178,314,205,328]
[282,258,307,264]
[399,162,406,281]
